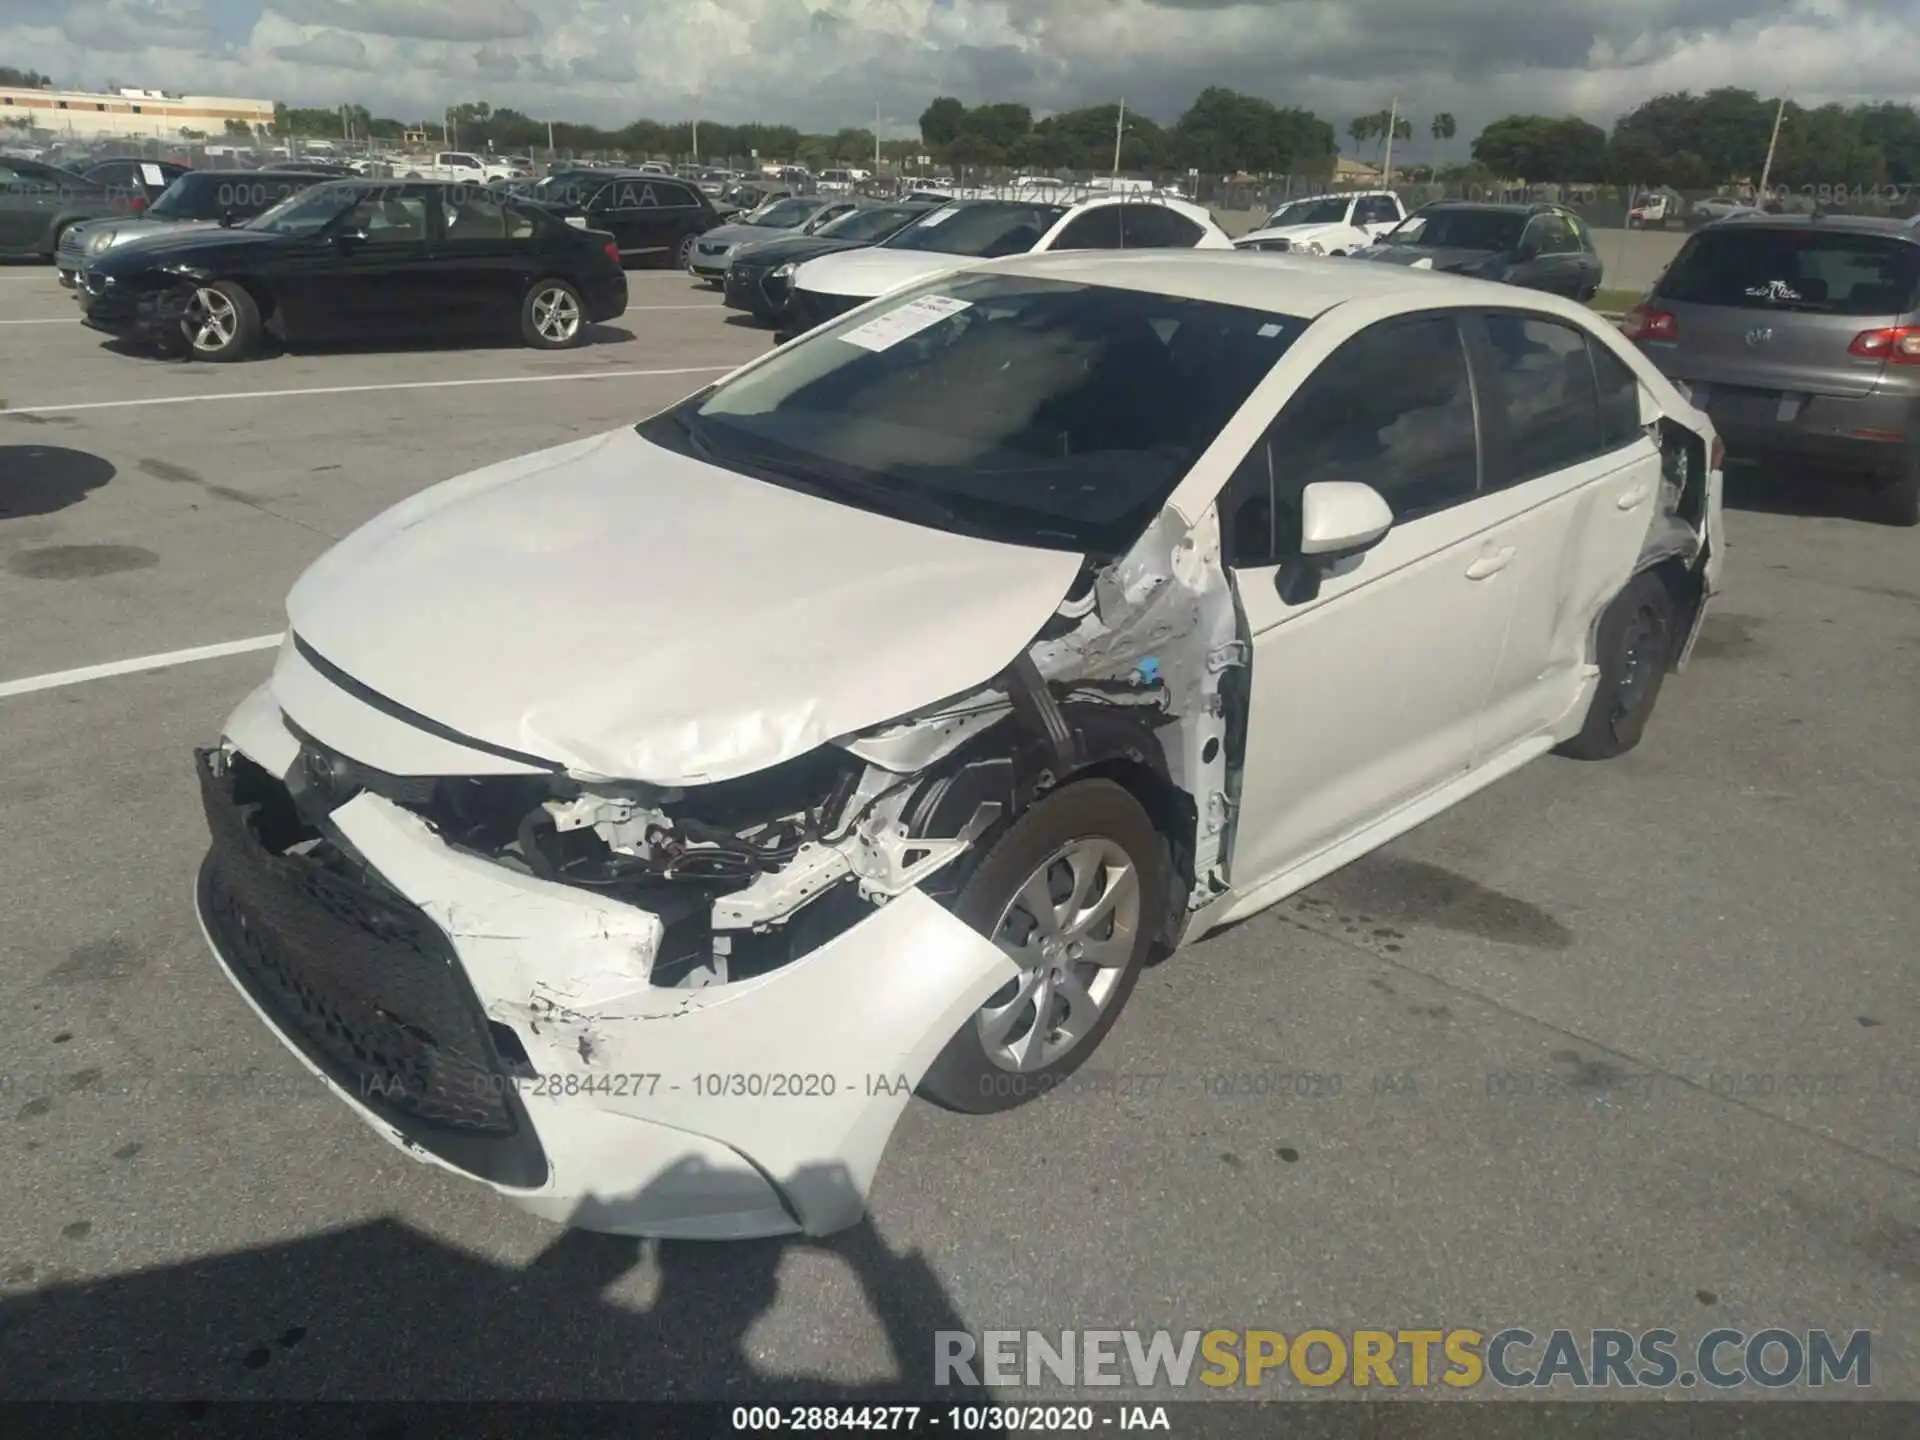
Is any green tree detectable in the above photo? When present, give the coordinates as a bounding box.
[0,65,52,88]
[1174,87,1332,175]
[919,96,966,153]
[1430,112,1456,164]
[1472,114,1606,181]
[223,117,254,139]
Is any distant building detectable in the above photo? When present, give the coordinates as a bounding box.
[0,84,273,140]
[1334,156,1382,183]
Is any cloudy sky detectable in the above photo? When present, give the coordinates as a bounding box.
[1,0,1915,147]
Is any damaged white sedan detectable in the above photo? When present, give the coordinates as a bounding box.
[195,250,1724,1240]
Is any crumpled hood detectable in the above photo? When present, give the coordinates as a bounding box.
[792,246,964,299]
[282,427,1084,787]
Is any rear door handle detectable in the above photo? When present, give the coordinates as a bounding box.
[1465,546,1515,580]
[1616,485,1653,510]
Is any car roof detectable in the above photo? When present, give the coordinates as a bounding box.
[1412,201,1550,216]
[977,247,1552,318]
[1697,213,1920,240]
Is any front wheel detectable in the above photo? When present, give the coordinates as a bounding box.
[520,278,586,349]
[918,780,1168,1114]
[674,233,697,270]
[1555,571,1675,761]
[179,281,260,362]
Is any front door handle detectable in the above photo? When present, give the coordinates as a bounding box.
[1616,485,1653,510]
[1464,546,1515,580]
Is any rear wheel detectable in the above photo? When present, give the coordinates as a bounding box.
[180,281,261,362]
[520,279,586,349]
[918,780,1167,1114]
[674,233,697,270]
[1556,571,1675,761]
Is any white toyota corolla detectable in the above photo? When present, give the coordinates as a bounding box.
[196,250,1724,1240]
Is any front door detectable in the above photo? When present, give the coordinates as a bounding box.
[281,189,438,340]
[1220,311,1517,888]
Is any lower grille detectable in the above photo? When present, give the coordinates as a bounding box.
[790,288,862,332]
[195,748,546,1188]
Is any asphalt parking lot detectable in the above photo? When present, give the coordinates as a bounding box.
[0,259,1915,1407]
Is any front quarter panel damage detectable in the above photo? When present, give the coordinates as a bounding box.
[326,790,1017,1237]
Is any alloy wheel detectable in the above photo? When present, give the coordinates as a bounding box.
[977,837,1140,1072]
[530,286,581,343]
[183,288,238,353]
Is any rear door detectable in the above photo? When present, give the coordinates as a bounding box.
[1044,203,1124,250]
[1647,226,1920,400]
[1119,203,1205,248]
[431,187,546,331]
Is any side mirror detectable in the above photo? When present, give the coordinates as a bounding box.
[218,207,237,228]
[1299,481,1393,560]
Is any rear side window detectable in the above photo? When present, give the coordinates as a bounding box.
[1658,229,1920,315]
[1591,342,1643,451]
[1051,205,1124,250]
[1121,204,1205,248]
[1479,314,1603,485]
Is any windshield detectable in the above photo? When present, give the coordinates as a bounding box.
[1383,209,1526,251]
[746,197,819,228]
[149,174,234,220]
[1266,197,1350,228]
[1657,229,1920,315]
[636,272,1307,556]
[816,205,926,242]
[243,182,361,236]
[881,201,1069,257]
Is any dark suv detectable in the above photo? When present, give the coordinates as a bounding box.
[1359,202,1605,299]
[1624,216,1920,526]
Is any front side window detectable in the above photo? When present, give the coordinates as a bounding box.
[341,194,429,243]
[1246,313,1480,543]
[882,202,1071,258]
[1479,314,1604,486]
[637,273,1308,556]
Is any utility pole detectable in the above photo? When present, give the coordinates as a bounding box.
[691,111,699,164]
[875,102,881,173]
[442,110,450,147]
[1113,97,1125,177]
[1756,93,1786,200]
[546,117,554,161]
[1380,95,1399,187]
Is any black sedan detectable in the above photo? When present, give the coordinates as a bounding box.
[0,155,143,258]
[76,179,627,362]
[723,201,938,322]
[1356,202,1605,300]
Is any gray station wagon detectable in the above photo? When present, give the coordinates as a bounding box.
[1623,214,1920,526]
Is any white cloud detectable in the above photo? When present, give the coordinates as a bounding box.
[271,28,373,69]
[2,0,1916,145]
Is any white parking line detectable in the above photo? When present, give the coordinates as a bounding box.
[3,364,735,416]
[0,318,74,325]
[0,634,282,700]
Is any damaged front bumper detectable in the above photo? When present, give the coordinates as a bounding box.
[193,687,1018,1239]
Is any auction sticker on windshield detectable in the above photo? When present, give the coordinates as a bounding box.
[838,294,971,351]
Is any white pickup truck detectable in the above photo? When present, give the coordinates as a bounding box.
[396,151,525,183]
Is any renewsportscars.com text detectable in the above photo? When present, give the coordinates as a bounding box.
[935,1327,1872,1390]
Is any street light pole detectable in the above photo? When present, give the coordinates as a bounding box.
[1112,97,1125,177]
[1380,95,1399,187]
[1756,94,1787,200]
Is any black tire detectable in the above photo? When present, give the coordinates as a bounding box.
[1877,453,1920,528]
[519,278,587,349]
[918,780,1168,1115]
[179,280,261,362]
[1555,571,1676,761]
[674,233,697,270]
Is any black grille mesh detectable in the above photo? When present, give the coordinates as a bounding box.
[196,749,515,1138]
